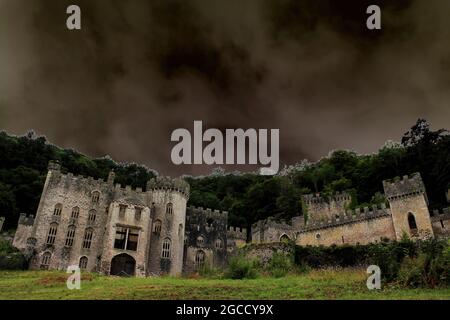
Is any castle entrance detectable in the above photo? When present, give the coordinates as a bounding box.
[110,253,136,276]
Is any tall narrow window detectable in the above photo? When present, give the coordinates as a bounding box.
[91,191,100,204]
[215,238,223,250]
[408,212,418,231]
[114,227,127,249]
[53,203,62,216]
[135,207,142,221]
[196,236,205,247]
[127,229,139,251]
[166,203,173,215]
[71,207,79,219]
[153,220,162,234]
[79,256,88,270]
[40,252,51,269]
[161,238,171,259]
[119,204,127,218]
[195,250,205,270]
[46,223,58,245]
[65,225,76,247]
[88,209,97,223]
[82,228,93,249]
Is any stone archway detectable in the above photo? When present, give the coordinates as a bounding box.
[110,253,136,276]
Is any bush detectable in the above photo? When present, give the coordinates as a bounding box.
[0,239,27,270]
[266,252,293,278]
[225,255,258,279]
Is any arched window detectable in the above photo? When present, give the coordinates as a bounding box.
[88,209,96,223]
[91,191,100,204]
[215,238,223,250]
[46,223,58,245]
[166,203,173,215]
[280,234,290,243]
[161,238,171,259]
[153,220,162,234]
[40,252,51,269]
[65,225,76,247]
[195,250,205,270]
[82,228,93,249]
[196,236,205,247]
[79,256,88,270]
[53,203,62,216]
[71,207,79,219]
[408,212,418,231]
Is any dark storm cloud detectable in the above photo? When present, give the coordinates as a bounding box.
[0,0,449,175]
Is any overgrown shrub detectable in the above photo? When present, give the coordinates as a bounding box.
[225,254,258,279]
[0,238,27,270]
[266,252,293,278]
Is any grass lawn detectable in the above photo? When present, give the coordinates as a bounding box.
[0,268,448,300]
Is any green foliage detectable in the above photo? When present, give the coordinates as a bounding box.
[0,239,27,270]
[266,252,293,278]
[225,254,258,279]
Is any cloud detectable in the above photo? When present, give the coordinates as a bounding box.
[0,0,449,175]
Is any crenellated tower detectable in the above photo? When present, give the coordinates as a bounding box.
[383,173,433,240]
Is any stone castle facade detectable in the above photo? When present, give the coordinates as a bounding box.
[12,161,246,276]
[10,161,450,276]
[252,173,450,245]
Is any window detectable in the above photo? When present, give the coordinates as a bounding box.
[114,226,139,251]
[178,224,183,237]
[119,204,127,218]
[79,256,88,270]
[195,250,205,270]
[440,220,445,229]
[196,236,204,247]
[153,220,162,234]
[91,191,100,204]
[82,228,93,249]
[88,209,96,223]
[315,233,321,240]
[71,207,79,219]
[46,223,58,245]
[161,238,171,259]
[53,203,62,216]
[40,252,51,269]
[215,238,223,250]
[65,225,76,247]
[166,203,173,215]
[135,207,142,221]
[408,212,418,231]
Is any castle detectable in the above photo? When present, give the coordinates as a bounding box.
[12,161,246,276]
[10,161,450,276]
[252,173,450,245]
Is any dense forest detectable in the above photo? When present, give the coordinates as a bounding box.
[0,119,449,232]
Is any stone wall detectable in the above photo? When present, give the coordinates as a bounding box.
[302,191,351,223]
[297,214,395,246]
[431,209,450,237]
[242,242,294,266]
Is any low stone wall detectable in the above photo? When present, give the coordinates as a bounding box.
[241,242,294,266]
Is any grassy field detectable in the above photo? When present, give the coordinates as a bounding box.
[0,269,448,300]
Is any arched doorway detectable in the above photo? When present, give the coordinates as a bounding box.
[110,253,136,276]
[408,212,418,236]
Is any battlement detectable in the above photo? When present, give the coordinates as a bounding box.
[186,206,228,220]
[299,204,391,233]
[382,172,425,200]
[18,213,35,226]
[252,218,295,232]
[146,176,190,197]
[302,191,351,204]
[227,226,247,240]
[431,207,450,218]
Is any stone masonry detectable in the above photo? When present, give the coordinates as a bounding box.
[13,161,241,276]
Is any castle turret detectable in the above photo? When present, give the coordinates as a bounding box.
[383,173,433,240]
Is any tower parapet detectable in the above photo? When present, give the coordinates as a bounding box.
[382,173,426,201]
[146,176,190,198]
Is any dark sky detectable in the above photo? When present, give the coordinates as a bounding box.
[1,0,449,176]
